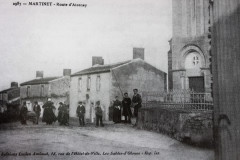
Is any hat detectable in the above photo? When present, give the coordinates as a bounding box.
[133,89,138,91]
[96,101,100,105]
[78,101,82,104]
[59,102,63,105]
[47,98,52,101]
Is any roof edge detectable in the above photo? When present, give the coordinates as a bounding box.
[71,70,111,77]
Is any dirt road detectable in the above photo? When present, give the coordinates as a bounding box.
[0,120,214,160]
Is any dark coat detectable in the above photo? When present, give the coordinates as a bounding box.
[113,100,121,123]
[20,105,28,124]
[95,106,103,116]
[76,105,85,117]
[58,105,64,122]
[122,97,132,117]
[132,94,142,117]
[42,101,56,124]
[61,104,69,125]
[33,105,41,116]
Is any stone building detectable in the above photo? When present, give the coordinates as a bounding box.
[20,70,71,117]
[70,49,167,122]
[0,82,20,113]
[169,0,213,93]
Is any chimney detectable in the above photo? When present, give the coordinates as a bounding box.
[92,56,104,66]
[11,82,18,88]
[36,71,44,79]
[63,69,71,76]
[133,48,144,60]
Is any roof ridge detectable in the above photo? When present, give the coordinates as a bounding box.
[20,76,61,86]
[71,60,131,76]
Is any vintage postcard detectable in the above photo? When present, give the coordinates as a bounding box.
[3,0,238,159]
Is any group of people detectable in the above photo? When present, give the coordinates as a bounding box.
[19,89,142,127]
[76,100,104,127]
[112,89,142,125]
[19,98,69,126]
[19,101,42,125]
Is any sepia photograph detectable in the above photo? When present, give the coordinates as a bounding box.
[0,0,239,160]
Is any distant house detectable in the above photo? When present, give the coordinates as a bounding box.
[70,49,167,122]
[0,82,20,113]
[20,69,71,117]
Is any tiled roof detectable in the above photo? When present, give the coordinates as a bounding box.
[0,87,19,93]
[20,77,60,86]
[71,60,131,76]
[0,88,14,93]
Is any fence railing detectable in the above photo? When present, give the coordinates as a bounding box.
[142,89,213,111]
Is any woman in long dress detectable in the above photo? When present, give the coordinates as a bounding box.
[42,99,56,125]
[112,96,122,123]
[20,102,28,125]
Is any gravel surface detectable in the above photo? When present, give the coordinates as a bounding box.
[0,119,214,160]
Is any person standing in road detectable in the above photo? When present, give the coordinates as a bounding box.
[61,103,69,126]
[33,101,41,124]
[20,101,28,125]
[58,102,64,125]
[132,89,142,126]
[122,93,132,123]
[42,98,57,125]
[112,96,122,123]
[76,101,85,126]
[95,101,104,127]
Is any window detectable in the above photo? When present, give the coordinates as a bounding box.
[40,85,44,97]
[96,75,101,91]
[27,86,31,97]
[185,52,202,69]
[193,56,199,65]
[78,77,82,92]
[87,76,91,91]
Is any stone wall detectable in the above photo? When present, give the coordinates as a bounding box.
[110,59,166,101]
[49,76,70,98]
[138,106,213,145]
[20,84,49,99]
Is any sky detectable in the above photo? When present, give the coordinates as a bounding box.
[0,0,172,91]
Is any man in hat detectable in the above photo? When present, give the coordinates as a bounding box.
[76,101,85,126]
[132,89,142,126]
[122,92,132,123]
[33,101,41,124]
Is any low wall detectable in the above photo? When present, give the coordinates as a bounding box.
[138,107,213,145]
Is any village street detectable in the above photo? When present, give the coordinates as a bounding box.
[0,119,213,160]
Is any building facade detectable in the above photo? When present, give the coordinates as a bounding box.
[169,0,213,93]
[0,82,20,113]
[20,70,71,117]
[70,58,167,122]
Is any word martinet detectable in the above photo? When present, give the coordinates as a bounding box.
[13,2,87,7]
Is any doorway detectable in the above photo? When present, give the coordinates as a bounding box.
[189,77,205,92]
